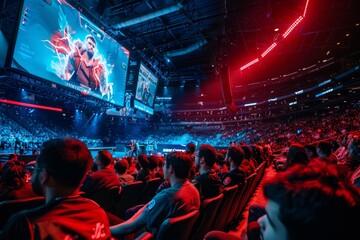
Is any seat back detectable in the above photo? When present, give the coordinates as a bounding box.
[237,172,257,217]
[137,178,163,205]
[227,182,246,225]
[115,181,144,218]
[212,184,238,230]
[156,210,200,240]
[0,196,45,228]
[191,193,224,240]
[89,185,121,213]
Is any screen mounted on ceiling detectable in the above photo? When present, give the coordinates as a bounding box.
[134,63,158,115]
[11,0,130,106]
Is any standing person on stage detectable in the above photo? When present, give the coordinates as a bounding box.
[0,137,111,239]
[131,140,139,157]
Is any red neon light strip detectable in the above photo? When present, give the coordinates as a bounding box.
[261,43,277,58]
[282,16,303,38]
[240,58,259,71]
[0,99,63,112]
[240,1,310,72]
[303,0,310,17]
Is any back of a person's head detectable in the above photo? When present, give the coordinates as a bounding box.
[97,150,113,167]
[138,154,149,169]
[304,144,318,159]
[216,153,226,165]
[198,144,217,167]
[227,146,244,166]
[148,155,158,170]
[186,142,196,155]
[287,143,309,167]
[37,137,93,188]
[263,159,360,240]
[0,159,26,189]
[165,152,193,179]
[240,145,252,160]
[317,141,332,156]
[126,156,133,166]
[114,159,128,175]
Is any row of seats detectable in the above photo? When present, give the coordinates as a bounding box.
[137,161,267,240]
[0,163,266,238]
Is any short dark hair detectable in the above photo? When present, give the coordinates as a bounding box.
[86,34,96,45]
[148,155,158,170]
[317,141,332,156]
[165,152,193,179]
[97,150,113,166]
[240,145,252,160]
[227,146,244,166]
[186,142,196,154]
[0,159,26,189]
[287,144,309,167]
[114,159,128,175]
[37,137,93,188]
[198,144,217,167]
[138,154,149,169]
[264,160,360,240]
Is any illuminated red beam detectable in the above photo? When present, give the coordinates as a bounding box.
[240,58,259,71]
[303,0,310,17]
[261,43,277,58]
[0,99,63,112]
[282,16,303,39]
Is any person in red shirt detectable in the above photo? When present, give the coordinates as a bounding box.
[0,137,112,240]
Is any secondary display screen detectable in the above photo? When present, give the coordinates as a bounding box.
[11,0,130,106]
[134,63,158,115]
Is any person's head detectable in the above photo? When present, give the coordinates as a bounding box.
[240,145,252,160]
[185,142,196,155]
[195,144,217,170]
[316,141,332,157]
[164,152,193,181]
[304,144,317,160]
[348,136,360,159]
[138,154,149,169]
[85,35,96,58]
[286,143,309,168]
[114,159,129,175]
[32,137,93,196]
[216,153,226,166]
[258,160,360,240]
[226,146,244,167]
[0,159,26,189]
[148,154,159,171]
[95,150,113,168]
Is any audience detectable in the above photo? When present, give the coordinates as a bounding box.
[221,146,246,187]
[258,159,360,240]
[0,137,112,239]
[192,144,223,199]
[0,158,38,201]
[110,152,200,238]
[114,159,135,184]
[80,150,121,196]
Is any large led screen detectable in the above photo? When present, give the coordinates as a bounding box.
[134,63,158,115]
[11,0,129,106]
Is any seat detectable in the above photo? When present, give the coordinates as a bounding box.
[156,210,200,240]
[190,193,224,240]
[114,181,144,218]
[212,184,238,231]
[136,210,200,240]
[236,173,257,219]
[0,196,45,228]
[136,178,163,205]
[226,182,246,226]
[88,185,121,213]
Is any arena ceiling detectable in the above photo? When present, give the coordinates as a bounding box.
[1,0,360,113]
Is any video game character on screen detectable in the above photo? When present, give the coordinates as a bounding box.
[63,34,113,98]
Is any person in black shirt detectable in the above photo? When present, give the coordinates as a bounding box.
[221,146,245,188]
[192,144,222,199]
